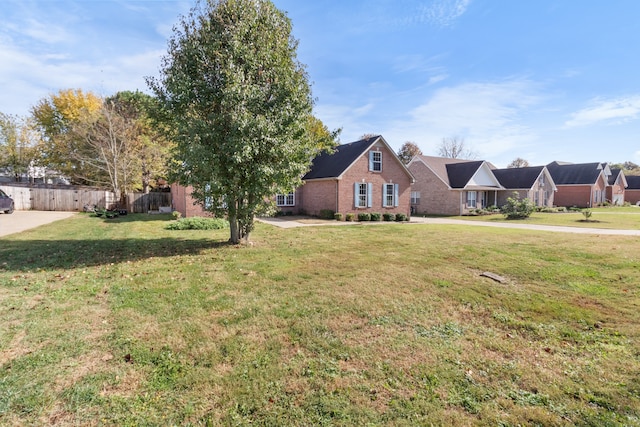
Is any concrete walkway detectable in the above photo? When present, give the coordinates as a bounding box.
[258,216,640,236]
[0,211,77,237]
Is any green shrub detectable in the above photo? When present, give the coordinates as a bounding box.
[334,213,343,221]
[345,213,356,222]
[582,209,593,221]
[501,193,535,219]
[395,213,408,222]
[370,212,381,221]
[171,210,182,220]
[319,209,335,220]
[166,217,229,230]
[383,213,395,221]
[358,212,371,222]
[556,206,566,212]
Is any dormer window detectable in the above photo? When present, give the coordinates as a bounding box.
[369,151,382,172]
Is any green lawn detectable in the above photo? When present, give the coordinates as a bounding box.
[1,213,639,426]
[452,206,640,230]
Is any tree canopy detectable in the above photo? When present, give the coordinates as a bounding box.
[31,89,102,184]
[30,89,171,198]
[148,0,337,244]
[397,141,422,164]
[507,157,530,168]
[0,113,40,181]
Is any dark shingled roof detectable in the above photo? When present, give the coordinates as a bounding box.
[493,166,544,189]
[303,135,379,180]
[445,161,484,188]
[608,168,622,186]
[546,161,603,185]
[626,175,640,190]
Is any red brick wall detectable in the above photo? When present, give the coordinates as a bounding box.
[299,180,337,215]
[335,143,412,217]
[553,185,593,208]
[626,189,640,205]
[408,161,461,215]
[607,182,625,205]
[171,184,211,218]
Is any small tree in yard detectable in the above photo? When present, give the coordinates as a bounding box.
[501,192,535,219]
[148,0,337,244]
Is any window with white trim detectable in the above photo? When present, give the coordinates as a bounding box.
[369,151,382,172]
[410,191,420,205]
[276,192,295,206]
[354,182,372,208]
[383,183,399,207]
[466,191,477,208]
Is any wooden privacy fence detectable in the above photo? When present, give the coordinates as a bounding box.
[0,184,172,213]
[125,192,172,213]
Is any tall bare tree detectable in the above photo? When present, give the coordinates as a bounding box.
[437,136,478,159]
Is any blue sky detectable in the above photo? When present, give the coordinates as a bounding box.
[1,0,639,168]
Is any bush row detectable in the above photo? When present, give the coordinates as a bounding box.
[335,212,408,222]
[166,217,229,230]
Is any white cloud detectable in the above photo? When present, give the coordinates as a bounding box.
[418,0,472,27]
[564,95,640,128]
[383,79,541,157]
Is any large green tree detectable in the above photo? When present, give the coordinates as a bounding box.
[148,0,336,244]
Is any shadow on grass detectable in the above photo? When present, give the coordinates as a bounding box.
[0,236,229,272]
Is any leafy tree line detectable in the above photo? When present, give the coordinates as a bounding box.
[0,89,172,203]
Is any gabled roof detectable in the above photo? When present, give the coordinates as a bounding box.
[446,161,485,188]
[411,155,477,187]
[412,155,502,189]
[303,135,379,180]
[303,135,414,181]
[626,175,640,190]
[493,166,545,189]
[546,161,604,185]
[608,168,628,188]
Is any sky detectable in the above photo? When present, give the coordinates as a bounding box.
[1,0,640,168]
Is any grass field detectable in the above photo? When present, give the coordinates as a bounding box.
[1,213,639,426]
[452,206,640,230]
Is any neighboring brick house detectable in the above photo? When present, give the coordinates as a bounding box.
[277,135,415,217]
[407,156,504,216]
[171,183,212,218]
[492,166,557,208]
[625,175,640,205]
[606,168,628,205]
[546,161,610,208]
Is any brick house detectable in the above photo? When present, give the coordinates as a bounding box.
[492,166,557,208]
[277,135,415,217]
[625,175,640,205]
[606,168,628,205]
[171,183,212,218]
[172,135,414,218]
[407,156,504,216]
[546,161,610,208]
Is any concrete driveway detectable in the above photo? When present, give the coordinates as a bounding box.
[0,211,77,237]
